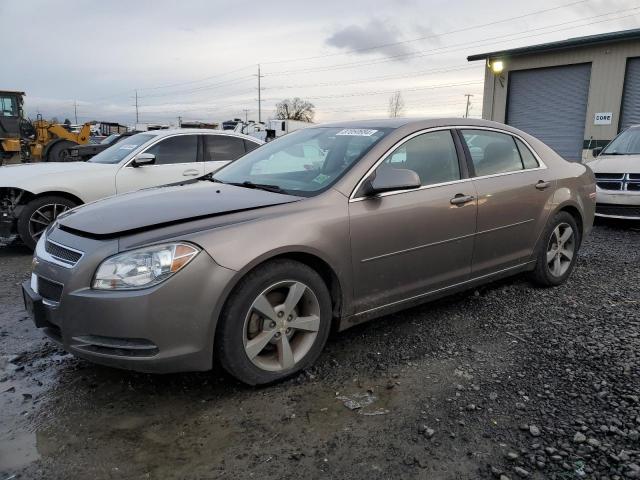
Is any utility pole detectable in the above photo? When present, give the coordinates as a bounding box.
[464,94,474,118]
[256,64,263,124]
[74,100,78,124]
[135,89,139,124]
[243,109,249,123]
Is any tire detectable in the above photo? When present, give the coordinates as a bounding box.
[529,211,581,287]
[45,140,76,162]
[17,195,77,250]
[215,259,332,385]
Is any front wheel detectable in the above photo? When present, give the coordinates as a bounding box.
[215,260,332,385]
[529,211,581,287]
[17,195,77,250]
[45,140,77,162]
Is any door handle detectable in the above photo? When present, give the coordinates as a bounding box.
[450,194,475,206]
[182,169,200,177]
[535,180,551,190]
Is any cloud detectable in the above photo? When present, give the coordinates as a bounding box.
[325,19,414,61]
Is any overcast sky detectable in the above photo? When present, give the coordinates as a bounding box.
[1,0,638,126]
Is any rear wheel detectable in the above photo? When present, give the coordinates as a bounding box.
[45,140,76,162]
[215,259,332,385]
[17,195,77,249]
[529,211,581,287]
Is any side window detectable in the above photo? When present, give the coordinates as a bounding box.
[244,140,260,153]
[515,138,539,169]
[379,130,460,187]
[461,130,523,176]
[0,96,17,117]
[143,135,197,165]
[204,135,245,161]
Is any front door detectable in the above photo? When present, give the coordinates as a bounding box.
[115,134,202,194]
[349,129,477,312]
[459,128,556,276]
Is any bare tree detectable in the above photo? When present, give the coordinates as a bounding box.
[275,98,315,122]
[388,91,405,118]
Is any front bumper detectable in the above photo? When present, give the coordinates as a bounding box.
[595,189,640,219]
[26,229,237,373]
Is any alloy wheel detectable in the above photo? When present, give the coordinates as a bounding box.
[546,222,575,277]
[28,203,69,241]
[243,280,321,372]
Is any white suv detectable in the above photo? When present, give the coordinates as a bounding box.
[0,129,262,248]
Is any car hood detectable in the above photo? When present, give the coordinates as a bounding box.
[0,161,114,187]
[56,180,302,238]
[588,154,640,173]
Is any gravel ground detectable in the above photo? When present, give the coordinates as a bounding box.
[0,220,638,480]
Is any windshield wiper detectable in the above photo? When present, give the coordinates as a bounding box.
[200,173,225,183]
[228,181,285,194]
[603,152,630,155]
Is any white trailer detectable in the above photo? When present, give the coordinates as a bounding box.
[268,119,312,138]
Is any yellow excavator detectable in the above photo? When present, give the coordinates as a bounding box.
[0,90,91,163]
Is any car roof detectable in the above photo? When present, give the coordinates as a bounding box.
[314,117,516,131]
[144,128,263,142]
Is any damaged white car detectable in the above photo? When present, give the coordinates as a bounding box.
[0,129,262,248]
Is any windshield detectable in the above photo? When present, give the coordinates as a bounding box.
[101,134,120,144]
[603,127,640,155]
[213,127,391,196]
[89,133,155,164]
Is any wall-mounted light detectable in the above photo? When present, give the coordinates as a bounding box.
[490,59,504,74]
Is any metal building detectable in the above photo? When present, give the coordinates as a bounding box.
[468,28,640,162]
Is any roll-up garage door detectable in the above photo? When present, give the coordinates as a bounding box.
[620,57,640,131]
[506,64,591,161]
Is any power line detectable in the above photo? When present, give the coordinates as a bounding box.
[138,64,255,91]
[263,6,640,76]
[259,0,588,65]
[303,81,483,100]
[137,75,255,99]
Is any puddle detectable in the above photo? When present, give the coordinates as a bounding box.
[0,430,57,472]
[0,433,39,471]
[336,392,390,416]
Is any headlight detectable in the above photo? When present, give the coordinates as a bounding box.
[92,243,200,290]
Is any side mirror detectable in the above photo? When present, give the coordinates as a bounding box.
[131,153,156,167]
[363,167,421,196]
[592,147,603,158]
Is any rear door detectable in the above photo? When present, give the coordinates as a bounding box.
[459,128,555,277]
[349,129,477,312]
[202,134,254,175]
[115,134,202,194]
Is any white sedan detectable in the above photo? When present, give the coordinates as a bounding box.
[0,129,262,248]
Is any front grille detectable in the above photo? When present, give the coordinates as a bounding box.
[596,204,640,218]
[596,173,640,192]
[45,240,82,266]
[595,173,624,180]
[597,181,622,191]
[37,276,63,303]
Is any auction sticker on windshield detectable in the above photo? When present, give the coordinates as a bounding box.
[336,129,378,136]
